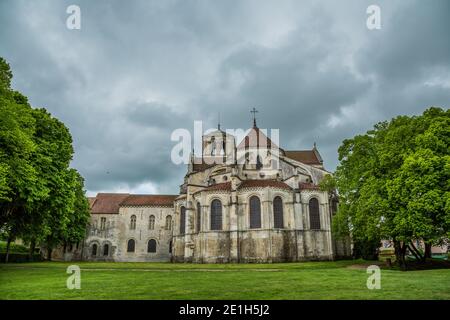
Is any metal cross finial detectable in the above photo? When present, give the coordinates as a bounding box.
[218,111,221,130]
[251,107,258,127]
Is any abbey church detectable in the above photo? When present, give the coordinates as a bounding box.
[55,116,351,263]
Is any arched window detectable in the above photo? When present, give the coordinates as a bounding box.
[91,244,97,256]
[147,239,157,253]
[180,207,186,234]
[130,215,136,230]
[309,198,321,230]
[249,196,261,229]
[103,244,109,256]
[210,199,222,230]
[165,215,172,230]
[273,196,284,229]
[127,239,135,252]
[197,202,201,232]
[149,215,155,230]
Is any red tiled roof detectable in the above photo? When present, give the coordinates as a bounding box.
[237,127,279,149]
[299,182,321,190]
[284,150,322,165]
[238,180,291,190]
[201,182,232,192]
[87,197,97,209]
[120,194,177,207]
[90,193,130,214]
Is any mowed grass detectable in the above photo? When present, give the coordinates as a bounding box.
[0,260,449,300]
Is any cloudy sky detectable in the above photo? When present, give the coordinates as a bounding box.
[1,0,449,195]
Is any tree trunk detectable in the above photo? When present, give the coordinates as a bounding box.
[47,247,52,261]
[5,237,12,263]
[424,243,432,259]
[394,240,407,270]
[28,239,36,261]
[409,241,424,262]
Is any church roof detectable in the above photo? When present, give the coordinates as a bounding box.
[236,127,279,149]
[284,150,323,165]
[299,182,321,190]
[90,193,130,214]
[192,157,218,172]
[89,193,178,213]
[87,197,97,209]
[238,180,292,190]
[120,194,177,207]
[201,181,232,192]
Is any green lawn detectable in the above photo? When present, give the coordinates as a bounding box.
[0,260,449,299]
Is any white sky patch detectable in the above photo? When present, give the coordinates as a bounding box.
[424,76,450,89]
[325,104,361,129]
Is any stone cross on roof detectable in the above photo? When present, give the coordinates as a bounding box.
[251,107,258,128]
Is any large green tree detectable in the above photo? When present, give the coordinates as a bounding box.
[333,107,450,268]
[0,57,90,262]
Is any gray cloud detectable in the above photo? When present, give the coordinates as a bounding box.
[0,0,448,195]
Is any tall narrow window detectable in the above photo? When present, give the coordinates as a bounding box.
[130,215,136,230]
[197,202,201,232]
[273,196,284,228]
[91,244,97,256]
[249,196,261,229]
[210,136,216,155]
[309,198,321,230]
[127,239,135,252]
[103,244,109,256]
[180,207,186,234]
[147,239,157,253]
[331,199,338,215]
[210,199,222,230]
[169,240,172,254]
[165,215,172,230]
[256,155,263,170]
[100,217,106,230]
[149,215,155,230]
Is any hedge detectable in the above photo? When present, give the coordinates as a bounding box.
[0,253,42,263]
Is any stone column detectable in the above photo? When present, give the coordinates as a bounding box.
[229,177,239,262]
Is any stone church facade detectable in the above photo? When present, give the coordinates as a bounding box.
[54,120,350,263]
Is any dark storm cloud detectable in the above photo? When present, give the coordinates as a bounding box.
[0,0,448,194]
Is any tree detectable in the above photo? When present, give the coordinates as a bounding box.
[333,107,450,268]
[0,57,89,262]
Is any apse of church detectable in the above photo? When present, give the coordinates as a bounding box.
[53,114,350,262]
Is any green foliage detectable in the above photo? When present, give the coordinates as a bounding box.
[0,56,89,259]
[0,241,28,253]
[319,174,336,192]
[334,107,450,264]
[352,238,380,260]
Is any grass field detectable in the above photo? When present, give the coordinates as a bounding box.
[1,260,449,300]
